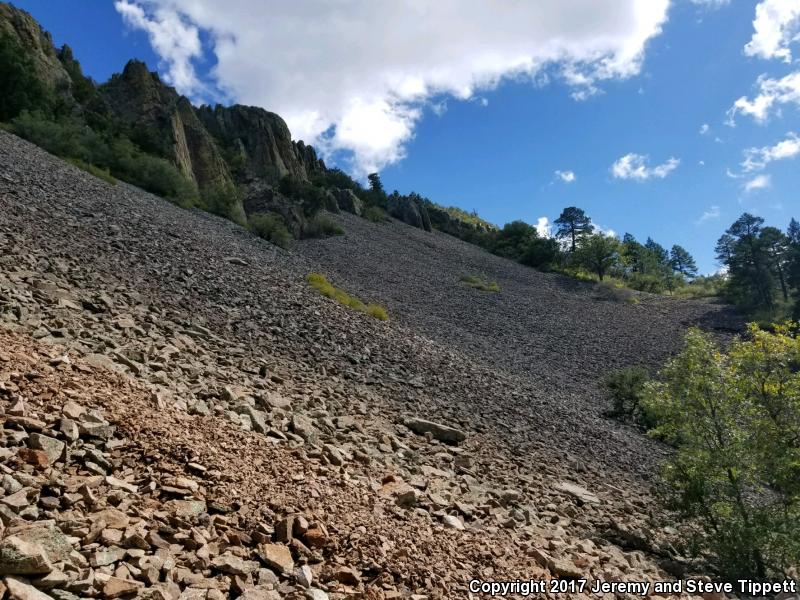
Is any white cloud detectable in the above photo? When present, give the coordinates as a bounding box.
[590,221,617,238]
[744,0,800,62]
[699,123,710,135]
[744,174,772,192]
[690,0,730,7]
[115,1,204,96]
[536,217,552,238]
[741,131,800,171]
[115,0,670,176]
[555,170,576,183]
[611,153,680,181]
[728,71,800,123]
[696,205,720,224]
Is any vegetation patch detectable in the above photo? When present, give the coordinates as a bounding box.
[601,366,654,428]
[303,214,344,238]
[643,324,800,579]
[363,205,390,223]
[461,275,500,292]
[249,212,292,249]
[593,281,637,304]
[306,273,388,321]
[67,157,117,185]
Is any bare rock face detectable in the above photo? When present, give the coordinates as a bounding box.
[100,61,234,194]
[196,104,325,183]
[334,189,362,216]
[0,4,72,93]
[387,195,432,232]
[241,182,307,237]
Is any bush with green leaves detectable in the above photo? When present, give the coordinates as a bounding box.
[643,324,800,580]
[10,111,198,206]
[363,205,390,223]
[200,183,247,226]
[602,366,655,427]
[593,281,636,304]
[0,34,52,121]
[303,214,344,239]
[67,158,116,185]
[249,212,292,248]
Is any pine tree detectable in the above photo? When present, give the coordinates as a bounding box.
[554,207,594,253]
[670,245,698,278]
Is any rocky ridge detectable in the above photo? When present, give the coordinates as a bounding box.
[0,131,748,598]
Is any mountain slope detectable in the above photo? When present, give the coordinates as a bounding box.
[0,131,743,597]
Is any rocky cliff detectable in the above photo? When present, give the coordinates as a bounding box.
[197,104,325,183]
[0,2,72,96]
[0,3,327,204]
[100,60,235,193]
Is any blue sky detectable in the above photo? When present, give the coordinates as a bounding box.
[12,0,800,274]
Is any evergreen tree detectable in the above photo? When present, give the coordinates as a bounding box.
[554,206,594,252]
[670,245,698,278]
[716,213,775,312]
[577,233,620,280]
[367,172,384,194]
[787,218,800,317]
[760,227,790,302]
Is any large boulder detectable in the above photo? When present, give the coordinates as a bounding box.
[404,418,466,444]
[242,182,305,238]
[335,189,363,216]
[387,196,432,231]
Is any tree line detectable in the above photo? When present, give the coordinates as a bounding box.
[716,213,800,320]
[463,205,705,295]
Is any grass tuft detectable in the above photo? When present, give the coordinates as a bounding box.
[307,273,388,321]
[461,275,500,292]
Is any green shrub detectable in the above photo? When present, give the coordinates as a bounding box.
[306,273,388,321]
[363,205,390,223]
[249,213,292,248]
[10,112,199,206]
[461,275,500,292]
[0,34,52,121]
[602,366,655,427]
[643,325,800,580]
[200,183,247,226]
[594,281,637,304]
[303,214,344,238]
[67,158,116,185]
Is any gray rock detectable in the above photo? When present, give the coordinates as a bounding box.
[405,418,466,444]
[0,536,51,575]
[28,434,65,465]
[291,414,319,445]
[335,189,363,216]
[5,575,55,600]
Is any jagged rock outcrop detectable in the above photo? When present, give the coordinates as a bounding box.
[242,181,307,237]
[426,203,495,239]
[100,61,234,193]
[334,189,362,216]
[387,195,432,231]
[0,3,71,93]
[196,104,325,183]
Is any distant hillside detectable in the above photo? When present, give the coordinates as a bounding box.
[0,2,491,243]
